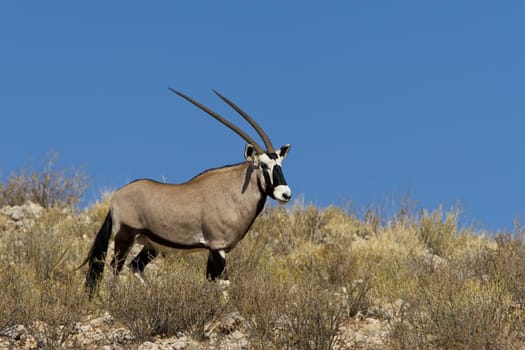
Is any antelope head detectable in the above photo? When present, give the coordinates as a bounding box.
[169,88,292,203]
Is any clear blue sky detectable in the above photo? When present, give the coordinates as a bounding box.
[1,2,524,232]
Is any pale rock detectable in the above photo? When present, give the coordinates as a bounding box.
[138,341,160,350]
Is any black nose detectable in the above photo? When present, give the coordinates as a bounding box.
[282,193,291,201]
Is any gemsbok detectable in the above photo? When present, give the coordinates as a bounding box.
[83,88,292,297]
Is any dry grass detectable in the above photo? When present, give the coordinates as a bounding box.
[104,260,227,341]
[0,161,524,349]
[0,210,92,349]
[0,151,87,208]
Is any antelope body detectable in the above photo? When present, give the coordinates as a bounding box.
[83,89,291,297]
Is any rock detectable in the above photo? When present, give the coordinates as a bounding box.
[186,340,201,350]
[0,201,43,221]
[138,341,160,350]
[215,330,249,350]
[367,299,406,320]
[339,316,390,349]
[170,337,190,350]
[0,201,44,230]
[205,311,245,337]
[100,345,123,350]
[0,301,394,350]
[0,324,38,349]
[89,312,115,328]
[426,253,448,268]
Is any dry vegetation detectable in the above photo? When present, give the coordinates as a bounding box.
[1,158,525,349]
[0,151,87,209]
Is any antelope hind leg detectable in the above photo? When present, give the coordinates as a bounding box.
[129,245,159,286]
[110,226,136,276]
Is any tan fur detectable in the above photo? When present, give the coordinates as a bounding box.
[110,161,265,252]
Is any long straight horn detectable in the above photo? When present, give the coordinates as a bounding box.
[169,88,265,154]
[212,89,275,153]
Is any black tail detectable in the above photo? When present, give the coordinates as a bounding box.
[83,211,113,298]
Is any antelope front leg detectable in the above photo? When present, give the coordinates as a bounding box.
[206,249,227,281]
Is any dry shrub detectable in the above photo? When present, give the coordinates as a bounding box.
[252,203,362,257]
[0,196,99,349]
[488,234,525,304]
[230,266,291,348]
[253,204,325,255]
[0,151,88,208]
[321,205,369,242]
[230,266,344,350]
[275,283,345,350]
[0,268,87,349]
[451,232,525,305]
[5,207,92,277]
[105,256,227,342]
[361,206,383,238]
[413,206,460,257]
[0,223,90,349]
[228,230,354,350]
[227,232,296,346]
[3,166,525,350]
[350,226,426,303]
[291,243,373,318]
[0,264,35,331]
[27,276,88,349]
[224,202,373,349]
[388,254,525,350]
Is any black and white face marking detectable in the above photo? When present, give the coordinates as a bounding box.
[246,144,292,203]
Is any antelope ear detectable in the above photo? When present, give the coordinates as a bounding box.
[278,144,291,159]
[244,144,258,161]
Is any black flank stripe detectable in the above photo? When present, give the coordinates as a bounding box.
[141,229,207,250]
